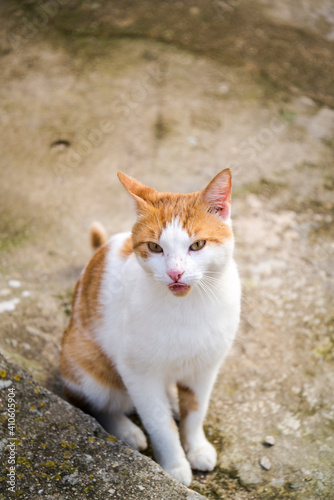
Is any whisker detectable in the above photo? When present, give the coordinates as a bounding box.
[197,280,212,304]
[196,281,207,305]
[202,275,222,284]
[201,276,222,291]
[198,278,220,306]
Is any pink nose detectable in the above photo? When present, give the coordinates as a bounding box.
[167,270,184,282]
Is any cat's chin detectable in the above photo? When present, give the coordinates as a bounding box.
[168,283,191,297]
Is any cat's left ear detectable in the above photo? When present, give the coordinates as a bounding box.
[117,172,156,215]
[199,168,232,220]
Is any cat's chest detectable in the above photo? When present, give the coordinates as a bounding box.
[118,292,233,369]
[100,245,240,371]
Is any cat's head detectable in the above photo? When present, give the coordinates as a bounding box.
[118,170,234,298]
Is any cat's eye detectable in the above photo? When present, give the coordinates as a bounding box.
[148,242,163,253]
[189,240,206,251]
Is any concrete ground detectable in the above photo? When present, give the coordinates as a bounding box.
[0,1,333,498]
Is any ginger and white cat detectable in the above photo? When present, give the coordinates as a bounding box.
[60,169,241,486]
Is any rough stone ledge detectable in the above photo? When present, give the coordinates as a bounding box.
[0,352,205,499]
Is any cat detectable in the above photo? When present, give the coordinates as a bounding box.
[60,168,241,486]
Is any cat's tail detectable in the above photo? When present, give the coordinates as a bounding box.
[90,222,108,251]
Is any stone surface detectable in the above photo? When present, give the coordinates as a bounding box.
[0,353,205,500]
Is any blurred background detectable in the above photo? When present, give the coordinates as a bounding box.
[0,1,333,497]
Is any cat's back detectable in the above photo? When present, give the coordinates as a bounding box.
[64,231,133,336]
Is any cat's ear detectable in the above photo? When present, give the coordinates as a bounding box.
[200,168,232,220]
[117,172,155,215]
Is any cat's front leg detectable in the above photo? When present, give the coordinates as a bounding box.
[178,368,219,472]
[123,376,192,486]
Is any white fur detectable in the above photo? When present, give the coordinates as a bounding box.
[90,220,240,486]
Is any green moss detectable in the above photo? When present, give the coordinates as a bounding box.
[44,461,56,467]
[279,109,297,123]
[59,461,78,474]
[193,463,240,499]
[55,289,73,317]
[0,213,32,252]
[106,435,118,442]
[256,69,286,99]
[316,340,334,361]
[60,441,77,449]
[1,351,42,380]
[84,485,95,493]
[323,174,334,191]
[235,177,287,199]
[17,457,31,468]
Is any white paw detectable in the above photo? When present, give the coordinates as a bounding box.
[187,441,217,471]
[165,458,192,486]
[120,423,148,451]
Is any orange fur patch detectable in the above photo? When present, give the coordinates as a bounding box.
[61,240,127,408]
[118,170,233,260]
[131,192,232,259]
[170,287,192,298]
[119,236,133,258]
[77,243,109,330]
[90,222,108,250]
[177,384,199,421]
[169,418,178,433]
[61,324,125,391]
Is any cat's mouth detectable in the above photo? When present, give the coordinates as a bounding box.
[168,282,191,296]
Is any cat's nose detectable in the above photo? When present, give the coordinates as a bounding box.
[167,270,184,282]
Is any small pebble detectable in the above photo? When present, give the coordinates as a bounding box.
[260,456,271,471]
[219,83,230,94]
[264,435,275,447]
[0,298,20,313]
[22,290,31,297]
[26,325,43,336]
[187,136,198,146]
[0,380,12,390]
[8,280,21,288]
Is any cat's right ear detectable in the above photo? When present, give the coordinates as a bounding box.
[199,168,232,220]
[117,172,154,215]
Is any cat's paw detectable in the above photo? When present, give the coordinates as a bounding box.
[120,422,148,451]
[187,441,217,471]
[165,458,192,486]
